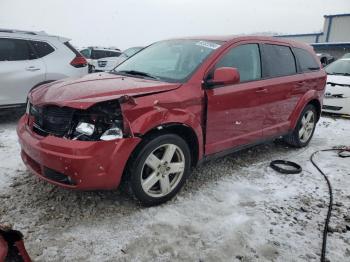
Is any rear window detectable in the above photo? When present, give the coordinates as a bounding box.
[293,48,320,72]
[64,42,82,56]
[30,40,55,58]
[0,38,36,61]
[261,44,296,78]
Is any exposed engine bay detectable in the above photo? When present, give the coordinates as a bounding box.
[28,100,124,141]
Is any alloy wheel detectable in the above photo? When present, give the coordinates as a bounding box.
[299,110,315,143]
[141,144,185,198]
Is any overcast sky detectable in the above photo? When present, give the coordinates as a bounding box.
[1,0,349,50]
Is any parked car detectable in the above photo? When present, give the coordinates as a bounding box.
[316,53,334,67]
[17,36,326,205]
[94,46,143,72]
[0,29,88,109]
[323,58,350,115]
[79,46,121,72]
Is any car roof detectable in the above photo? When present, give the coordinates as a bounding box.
[0,28,70,42]
[169,35,313,50]
[83,46,121,51]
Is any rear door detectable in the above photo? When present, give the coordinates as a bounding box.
[259,43,302,137]
[0,38,45,106]
[205,43,265,155]
[293,47,323,98]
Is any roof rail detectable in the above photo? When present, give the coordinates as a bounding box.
[86,46,121,51]
[0,28,48,36]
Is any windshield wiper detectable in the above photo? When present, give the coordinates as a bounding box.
[115,70,160,80]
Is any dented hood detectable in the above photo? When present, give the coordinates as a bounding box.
[29,72,181,109]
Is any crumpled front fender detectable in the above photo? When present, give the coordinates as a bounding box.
[120,91,204,160]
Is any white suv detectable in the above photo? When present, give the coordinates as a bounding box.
[79,47,121,72]
[0,29,88,109]
[94,46,143,72]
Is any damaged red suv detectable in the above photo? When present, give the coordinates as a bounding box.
[18,36,326,205]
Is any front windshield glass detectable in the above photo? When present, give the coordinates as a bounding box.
[123,47,143,57]
[325,59,350,75]
[80,48,91,58]
[113,39,222,82]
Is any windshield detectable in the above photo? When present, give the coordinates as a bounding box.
[80,48,91,58]
[123,47,143,57]
[113,39,222,82]
[325,59,350,75]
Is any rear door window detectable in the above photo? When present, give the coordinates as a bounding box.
[0,38,36,61]
[215,44,261,82]
[293,48,320,72]
[261,44,296,78]
[104,50,119,57]
[29,41,55,58]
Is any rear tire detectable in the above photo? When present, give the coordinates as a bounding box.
[284,104,317,148]
[126,133,191,206]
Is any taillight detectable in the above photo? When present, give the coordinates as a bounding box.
[70,55,87,68]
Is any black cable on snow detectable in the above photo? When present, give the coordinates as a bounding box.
[310,148,350,262]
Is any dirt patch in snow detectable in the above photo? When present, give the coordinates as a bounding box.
[0,111,350,261]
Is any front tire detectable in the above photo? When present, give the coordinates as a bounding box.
[284,104,317,147]
[127,134,191,206]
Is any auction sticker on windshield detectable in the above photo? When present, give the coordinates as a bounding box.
[196,41,221,50]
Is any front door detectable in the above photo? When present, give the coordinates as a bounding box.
[205,43,266,155]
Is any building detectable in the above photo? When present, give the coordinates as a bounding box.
[276,13,350,58]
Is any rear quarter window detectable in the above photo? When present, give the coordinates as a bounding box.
[293,48,320,72]
[30,40,55,58]
[106,51,121,57]
[261,44,296,78]
[91,50,107,59]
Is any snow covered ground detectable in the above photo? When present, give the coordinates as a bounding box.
[0,111,349,261]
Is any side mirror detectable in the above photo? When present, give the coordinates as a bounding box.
[207,67,240,87]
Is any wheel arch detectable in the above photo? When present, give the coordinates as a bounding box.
[121,122,200,187]
[307,99,321,121]
[289,91,322,130]
[135,123,200,168]
[30,80,56,92]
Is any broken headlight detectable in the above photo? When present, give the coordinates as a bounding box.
[100,125,123,140]
[71,100,124,141]
[75,122,95,136]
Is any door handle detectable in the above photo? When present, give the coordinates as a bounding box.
[255,88,268,94]
[26,66,40,72]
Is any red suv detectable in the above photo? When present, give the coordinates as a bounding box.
[17,36,326,205]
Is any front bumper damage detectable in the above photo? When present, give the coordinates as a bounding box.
[17,115,141,190]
